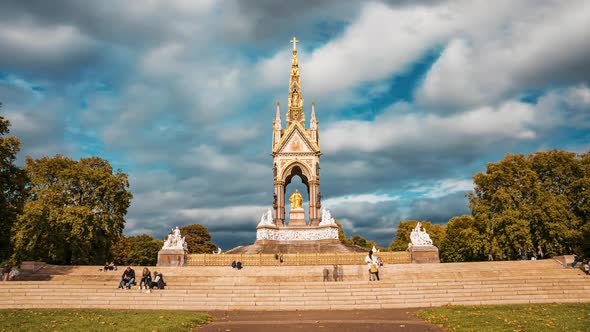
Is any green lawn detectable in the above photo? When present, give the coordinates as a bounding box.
[0,309,210,332]
[417,303,590,332]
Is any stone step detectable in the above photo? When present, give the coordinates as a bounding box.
[3,259,587,310]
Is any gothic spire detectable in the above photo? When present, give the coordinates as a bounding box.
[286,37,304,127]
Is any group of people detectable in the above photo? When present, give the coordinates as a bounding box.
[103,261,118,271]
[518,246,544,260]
[117,266,165,292]
[1,264,19,281]
[365,250,383,281]
[570,254,590,274]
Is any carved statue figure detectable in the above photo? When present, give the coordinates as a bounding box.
[319,208,336,226]
[162,226,188,251]
[258,208,274,226]
[289,189,303,209]
[410,222,433,246]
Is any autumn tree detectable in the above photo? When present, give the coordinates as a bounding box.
[111,235,163,266]
[468,150,590,259]
[335,220,352,245]
[0,110,27,262]
[179,224,217,254]
[439,215,486,262]
[11,155,133,265]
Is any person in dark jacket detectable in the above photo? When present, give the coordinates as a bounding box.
[139,267,152,290]
[117,266,135,289]
[152,271,165,289]
[1,265,11,281]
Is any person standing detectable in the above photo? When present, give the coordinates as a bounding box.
[365,250,379,281]
[537,245,544,259]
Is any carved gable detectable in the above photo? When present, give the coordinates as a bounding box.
[273,123,319,154]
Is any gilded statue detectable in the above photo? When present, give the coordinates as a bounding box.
[289,189,303,209]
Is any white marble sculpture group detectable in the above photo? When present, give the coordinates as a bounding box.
[256,207,338,241]
[319,208,336,226]
[409,222,433,246]
[258,208,274,226]
[162,226,188,251]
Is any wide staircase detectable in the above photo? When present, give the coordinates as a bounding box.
[1,260,588,310]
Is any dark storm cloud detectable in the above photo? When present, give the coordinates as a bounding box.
[408,192,471,225]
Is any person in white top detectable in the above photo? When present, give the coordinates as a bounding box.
[364,250,380,281]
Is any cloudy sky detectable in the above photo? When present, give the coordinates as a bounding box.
[1,0,589,249]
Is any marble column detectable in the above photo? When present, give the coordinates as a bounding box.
[274,180,285,226]
[308,180,320,226]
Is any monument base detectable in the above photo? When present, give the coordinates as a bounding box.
[157,249,187,267]
[409,245,440,264]
[288,207,306,226]
[255,224,339,244]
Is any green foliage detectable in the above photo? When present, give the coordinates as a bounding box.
[11,155,133,265]
[0,111,27,262]
[440,215,485,262]
[389,220,446,251]
[469,150,590,259]
[418,303,590,332]
[111,235,163,266]
[350,234,368,248]
[334,220,352,245]
[179,224,217,254]
[0,309,210,331]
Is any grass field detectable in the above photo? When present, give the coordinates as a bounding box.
[417,303,590,332]
[0,309,210,332]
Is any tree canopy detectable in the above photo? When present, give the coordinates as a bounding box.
[179,224,217,254]
[111,235,163,266]
[469,150,590,259]
[0,110,27,262]
[11,155,133,265]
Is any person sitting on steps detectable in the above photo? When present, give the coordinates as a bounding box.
[139,267,152,290]
[152,271,166,289]
[117,266,135,289]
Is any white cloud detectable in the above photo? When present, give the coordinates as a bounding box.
[410,179,473,199]
[324,193,400,207]
[322,98,540,154]
[417,1,590,109]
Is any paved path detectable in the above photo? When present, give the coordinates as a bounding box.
[196,309,444,332]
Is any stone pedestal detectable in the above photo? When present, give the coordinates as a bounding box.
[157,249,186,267]
[255,224,339,244]
[288,207,306,226]
[409,245,440,264]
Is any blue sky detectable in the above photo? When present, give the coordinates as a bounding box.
[1,0,589,249]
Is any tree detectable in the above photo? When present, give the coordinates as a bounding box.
[0,110,27,262]
[389,220,446,251]
[178,224,217,254]
[11,155,133,265]
[111,235,163,266]
[468,150,590,259]
[440,215,485,262]
[334,220,352,245]
[350,234,368,249]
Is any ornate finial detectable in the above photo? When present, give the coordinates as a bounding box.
[287,37,304,127]
[290,37,299,51]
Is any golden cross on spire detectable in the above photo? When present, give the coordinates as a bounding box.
[290,37,299,50]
